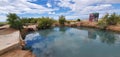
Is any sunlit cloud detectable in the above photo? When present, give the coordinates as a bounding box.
[0,0,120,22]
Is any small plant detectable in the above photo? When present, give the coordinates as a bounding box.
[37,17,55,29]
[106,13,119,25]
[66,21,70,24]
[97,19,108,29]
[98,13,120,29]
[97,13,108,29]
[59,15,66,26]
[77,18,81,21]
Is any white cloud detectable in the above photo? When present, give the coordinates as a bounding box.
[0,0,59,22]
[58,0,115,13]
[46,3,52,8]
[77,4,112,14]
[58,0,103,12]
[48,11,55,14]
[0,0,57,14]
[66,15,80,19]
[0,0,120,21]
[105,0,120,3]
[0,15,7,22]
[57,0,120,19]
[27,0,37,2]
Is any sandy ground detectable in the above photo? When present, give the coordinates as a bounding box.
[0,28,17,35]
[107,25,120,32]
[80,21,120,32]
[0,47,35,57]
[0,25,17,35]
[0,25,35,57]
[80,21,98,27]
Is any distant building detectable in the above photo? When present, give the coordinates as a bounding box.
[89,13,99,22]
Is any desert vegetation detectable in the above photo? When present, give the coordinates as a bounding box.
[6,13,57,30]
[77,18,81,22]
[7,13,23,30]
[98,13,120,29]
[2,12,120,32]
[59,15,66,26]
[37,17,56,29]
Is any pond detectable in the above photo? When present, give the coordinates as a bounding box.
[25,27,120,57]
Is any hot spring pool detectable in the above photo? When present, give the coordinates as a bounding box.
[25,27,120,57]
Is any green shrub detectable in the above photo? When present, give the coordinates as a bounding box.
[97,13,109,29]
[98,13,120,29]
[21,17,38,26]
[106,13,119,25]
[66,21,70,24]
[59,15,66,26]
[97,19,108,29]
[37,17,55,29]
[77,18,81,21]
[7,13,23,30]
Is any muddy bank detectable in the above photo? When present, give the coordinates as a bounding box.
[21,25,37,39]
[61,21,120,32]
[80,21,120,32]
[106,25,120,32]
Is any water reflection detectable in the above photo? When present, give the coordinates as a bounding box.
[96,30,116,45]
[59,27,67,32]
[25,32,56,57]
[77,27,117,44]
[25,27,120,57]
[88,30,96,39]
[38,28,54,37]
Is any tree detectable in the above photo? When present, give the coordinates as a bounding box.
[106,13,119,25]
[118,15,120,24]
[102,13,109,20]
[21,17,29,26]
[98,13,120,29]
[59,15,66,26]
[7,13,23,30]
[37,17,55,29]
[77,18,81,21]
[97,13,109,29]
[97,19,108,29]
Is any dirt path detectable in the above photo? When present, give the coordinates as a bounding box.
[0,28,17,35]
[0,47,35,57]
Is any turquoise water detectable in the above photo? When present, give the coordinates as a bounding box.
[25,27,120,57]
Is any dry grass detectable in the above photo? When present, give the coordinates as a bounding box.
[107,25,120,32]
[80,21,98,28]
[80,21,120,32]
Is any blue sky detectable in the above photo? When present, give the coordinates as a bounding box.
[0,0,120,22]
